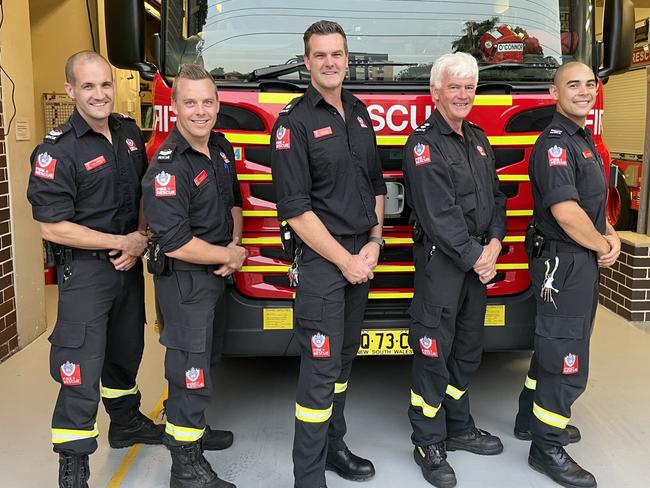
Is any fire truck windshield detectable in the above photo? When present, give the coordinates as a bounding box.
[163,0,593,83]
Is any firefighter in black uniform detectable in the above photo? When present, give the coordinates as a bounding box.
[271,21,387,488]
[513,62,620,488]
[403,52,507,488]
[142,64,246,488]
[26,51,163,488]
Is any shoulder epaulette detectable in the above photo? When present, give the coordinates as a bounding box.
[413,121,432,134]
[156,143,176,163]
[548,128,564,138]
[278,95,304,115]
[467,120,485,132]
[43,122,72,143]
[114,112,136,122]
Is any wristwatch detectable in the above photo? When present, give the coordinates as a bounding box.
[369,236,385,249]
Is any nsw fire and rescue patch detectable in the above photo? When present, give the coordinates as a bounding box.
[477,145,487,157]
[34,152,57,180]
[194,170,208,187]
[562,353,579,374]
[313,126,333,138]
[126,138,138,152]
[311,332,331,358]
[547,145,568,167]
[60,361,82,386]
[84,155,108,171]
[275,125,291,150]
[419,336,438,358]
[357,116,368,128]
[185,367,205,389]
[155,171,176,197]
[413,143,432,166]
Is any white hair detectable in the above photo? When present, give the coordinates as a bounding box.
[430,52,479,88]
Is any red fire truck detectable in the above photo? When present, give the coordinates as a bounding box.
[105,0,633,356]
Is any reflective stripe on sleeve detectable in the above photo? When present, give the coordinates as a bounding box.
[334,381,348,394]
[532,402,570,429]
[165,421,205,442]
[410,390,441,418]
[445,384,466,400]
[295,403,332,423]
[100,384,139,399]
[524,376,537,390]
[52,422,99,444]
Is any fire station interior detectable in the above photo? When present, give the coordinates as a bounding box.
[0,0,649,487]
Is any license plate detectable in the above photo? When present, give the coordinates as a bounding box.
[358,329,412,356]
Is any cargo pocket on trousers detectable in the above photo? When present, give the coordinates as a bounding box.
[408,299,443,358]
[161,325,207,354]
[295,293,339,360]
[48,320,87,385]
[535,315,585,375]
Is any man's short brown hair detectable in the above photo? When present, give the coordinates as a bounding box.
[65,51,111,85]
[303,20,348,56]
[171,64,217,101]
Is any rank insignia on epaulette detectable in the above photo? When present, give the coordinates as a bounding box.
[44,124,70,143]
[157,146,175,162]
[549,128,563,137]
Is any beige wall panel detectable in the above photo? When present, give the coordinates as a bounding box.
[1,0,47,347]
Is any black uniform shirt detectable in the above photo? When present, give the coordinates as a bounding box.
[142,127,242,253]
[271,84,387,236]
[27,110,147,235]
[403,110,507,272]
[530,111,607,243]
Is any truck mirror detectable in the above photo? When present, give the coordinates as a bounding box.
[105,0,157,80]
[599,0,635,79]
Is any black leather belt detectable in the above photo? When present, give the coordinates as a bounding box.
[67,248,111,261]
[170,259,217,273]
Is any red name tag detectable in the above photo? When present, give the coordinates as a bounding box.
[194,170,208,186]
[311,333,331,358]
[84,155,108,171]
[582,150,593,159]
[313,126,333,138]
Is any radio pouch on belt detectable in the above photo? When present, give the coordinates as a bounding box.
[147,242,171,276]
[525,223,545,258]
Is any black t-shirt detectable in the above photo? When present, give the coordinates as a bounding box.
[142,127,242,253]
[403,110,507,272]
[530,111,607,243]
[271,84,387,236]
[27,110,147,235]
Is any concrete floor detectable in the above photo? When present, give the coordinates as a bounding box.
[0,280,649,487]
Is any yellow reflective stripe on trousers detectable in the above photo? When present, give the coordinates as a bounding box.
[295,403,333,423]
[100,384,139,399]
[532,402,570,429]
[524,376,537,390]
[52,422,99,444]
[410,390,441,418]
[445,384,466,400]
[165,421,205,442]
[334,381,348,394]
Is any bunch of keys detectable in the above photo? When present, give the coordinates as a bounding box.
[288,248,302,287]
[541,256,559,309]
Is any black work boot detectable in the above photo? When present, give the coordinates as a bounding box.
[169,440,236,488]
[515,424,581,444]
[58,453,90,488]
[326,443,375,481]
[108,408,165,448]
[528,443,597,488]
[413,443,456,488]
[445,427,503,455]
[201,426,234,451]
